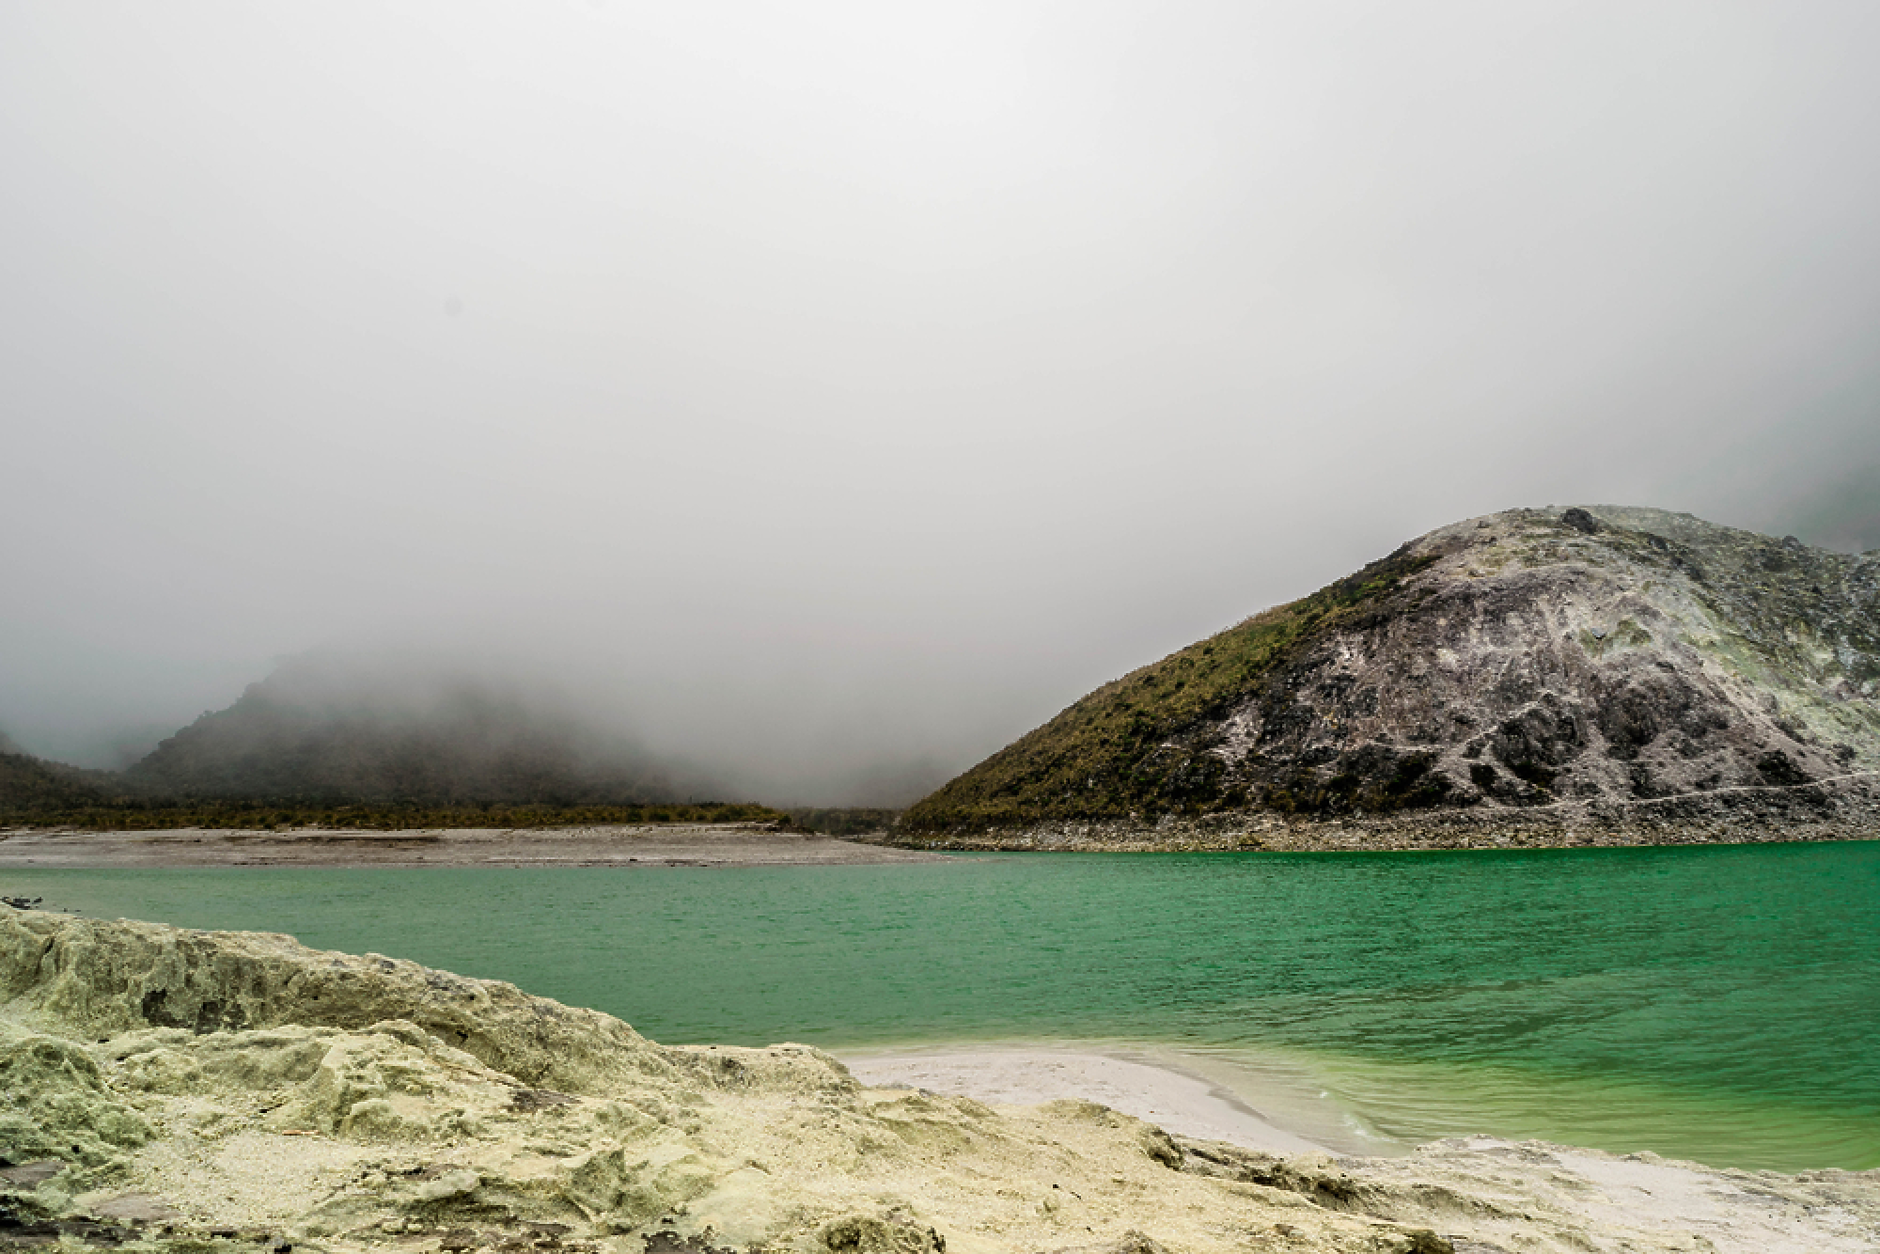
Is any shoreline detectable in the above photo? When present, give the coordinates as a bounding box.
[837,1043,1370,1158]
[0,822,946,868]
[875,776,1880,853]
[8,817,1880,868]
[12,786,1880,867]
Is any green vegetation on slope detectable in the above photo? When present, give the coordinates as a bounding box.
[0,793,786,831]
[0,753,120,815]
[1,751,783,831]
[783,807,902,836]
[901,543,1439,830]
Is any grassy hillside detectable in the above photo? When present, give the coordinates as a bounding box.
[0,796,786,831]
[901,542,1438,831]
[1,749,782,828]
[783,807,902,836]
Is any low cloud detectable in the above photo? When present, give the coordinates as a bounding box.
[4,3,1879,797]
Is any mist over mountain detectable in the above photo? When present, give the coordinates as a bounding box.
[115,650,717,807]
[1,647,953,814]
[8,6,1880,810]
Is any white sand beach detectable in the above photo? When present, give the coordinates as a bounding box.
[841,1046,1341,1155]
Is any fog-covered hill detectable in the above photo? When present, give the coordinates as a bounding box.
[0,751,120,818]
[0,652,741,822]
[119,652,701,806]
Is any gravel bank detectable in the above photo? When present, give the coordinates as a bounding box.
[0,823,945,868]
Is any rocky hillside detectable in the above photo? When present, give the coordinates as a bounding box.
[900,507,1880,843]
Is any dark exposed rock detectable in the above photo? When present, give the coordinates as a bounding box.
[818,1213,945,1254]
[1173,1140,1455,1252]
[508,1088,579,1113]
[1559,507,1599,534]
[1042,1232,1173,1254]
[643,1232,736,1254]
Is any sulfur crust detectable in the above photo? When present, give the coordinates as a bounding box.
[3,909,1876,1254]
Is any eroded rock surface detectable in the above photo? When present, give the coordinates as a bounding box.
[4,910,1876,1254]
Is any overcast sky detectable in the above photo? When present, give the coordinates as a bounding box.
[5,2,1879,801]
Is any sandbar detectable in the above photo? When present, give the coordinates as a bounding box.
[0,822,945,868]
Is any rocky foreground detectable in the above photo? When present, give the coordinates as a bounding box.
[3,911,1877,1254]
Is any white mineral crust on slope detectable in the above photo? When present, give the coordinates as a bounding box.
[2,909,1876,1254]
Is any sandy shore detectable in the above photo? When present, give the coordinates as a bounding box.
[0,822,946,868]
[840,1046,1338,1156]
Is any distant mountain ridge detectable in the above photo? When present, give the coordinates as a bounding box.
[120,653,689,806]
[899,506,1880,844]
[0,751,124,817]
[0,653,720,819]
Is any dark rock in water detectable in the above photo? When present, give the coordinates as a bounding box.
[900,505,1880,845]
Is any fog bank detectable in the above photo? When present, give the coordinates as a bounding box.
[4,3,1879,801]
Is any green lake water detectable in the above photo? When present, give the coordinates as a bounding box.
[6,841,1878,1172]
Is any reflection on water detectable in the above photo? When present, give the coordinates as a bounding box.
[10,839,1879,1171]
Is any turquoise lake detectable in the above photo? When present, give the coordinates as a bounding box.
[7,840,1878,1172]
